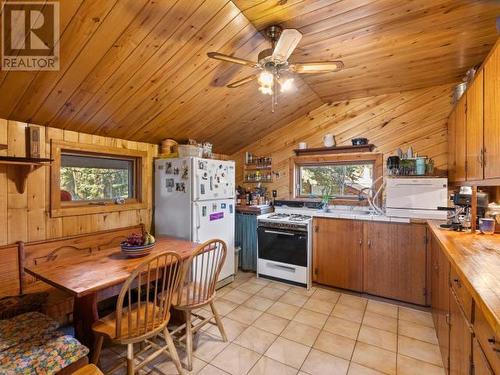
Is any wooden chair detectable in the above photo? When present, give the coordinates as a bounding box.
[91,252,184,375]
[172,239,228,371]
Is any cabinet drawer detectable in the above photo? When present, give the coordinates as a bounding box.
[450,266,473,323]
[474,307,500,374]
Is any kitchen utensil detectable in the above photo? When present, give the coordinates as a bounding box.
[407,146,414,159]
[323,134,336,147]
[351,137,368,146]
[298,142,307,149]
[479,218,495,235]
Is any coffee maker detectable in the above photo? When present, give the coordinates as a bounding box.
[439,187,489,231]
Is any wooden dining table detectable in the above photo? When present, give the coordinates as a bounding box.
[24,236,198,353]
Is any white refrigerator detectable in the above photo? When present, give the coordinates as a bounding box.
[154,157,236,282]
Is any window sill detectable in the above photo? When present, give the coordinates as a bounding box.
[50,201,147,218]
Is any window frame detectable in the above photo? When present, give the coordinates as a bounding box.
[290,153,383,206]
[50,140,148,217]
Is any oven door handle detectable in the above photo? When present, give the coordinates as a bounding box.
[268,263,296,272]
[263,229,296,236]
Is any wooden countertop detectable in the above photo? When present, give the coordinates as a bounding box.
[236,205,274,215]
[428,221,500,336]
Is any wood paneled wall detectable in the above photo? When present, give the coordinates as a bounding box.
[0,119,157,246]
[231,84,454,198]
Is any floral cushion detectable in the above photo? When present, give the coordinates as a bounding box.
[0,312,60,351]
[0,293,48,320]
[0,331,89,375]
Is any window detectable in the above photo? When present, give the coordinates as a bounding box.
[50,140,148,217]
[292,154,383,203]
[298,163,374,198]
[60,153,135,202]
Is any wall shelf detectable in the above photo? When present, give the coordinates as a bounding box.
[0,156,53,194]
[294,144,375,156]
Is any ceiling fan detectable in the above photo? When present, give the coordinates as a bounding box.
[207,25,344,112]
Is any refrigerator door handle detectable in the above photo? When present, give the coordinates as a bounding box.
[195,203,201,229]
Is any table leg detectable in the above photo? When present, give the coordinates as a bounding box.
[73,293,99,353]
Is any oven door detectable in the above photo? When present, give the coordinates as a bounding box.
[257,226,308,267]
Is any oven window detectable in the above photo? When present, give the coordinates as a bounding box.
[297,163,373,199]
[257,227,308,266]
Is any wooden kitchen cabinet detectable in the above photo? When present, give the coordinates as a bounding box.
[448,109,457,182]
[312,218,363,291]
[449,290,473,375]
[363,222,427,305]
[431,234,450,372]
[454,95,467,182]
[466,70,484,181]
[473,338,494,375]
[484,42,500,180]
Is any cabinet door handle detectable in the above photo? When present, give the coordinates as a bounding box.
[453,278,462,288]
[367,240,372,248]
[359,239,363,246]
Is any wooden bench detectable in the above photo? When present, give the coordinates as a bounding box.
[1,224,145,322]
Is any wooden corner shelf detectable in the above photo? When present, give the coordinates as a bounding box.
[294,144,375,156]
[0,156,53,194]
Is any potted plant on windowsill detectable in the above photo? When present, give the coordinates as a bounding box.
[321,186,333,212]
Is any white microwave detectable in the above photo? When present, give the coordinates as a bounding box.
[385,178,448,220]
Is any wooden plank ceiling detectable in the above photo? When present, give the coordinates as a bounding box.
[0,0,498,154]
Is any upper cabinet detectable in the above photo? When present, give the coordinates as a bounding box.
[484,43,500,180]
[466,70,484,181]
[448,40,500,184]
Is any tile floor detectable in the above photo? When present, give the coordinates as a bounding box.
[99,272,445,375]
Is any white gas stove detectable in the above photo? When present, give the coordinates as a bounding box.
[257,204,313,289]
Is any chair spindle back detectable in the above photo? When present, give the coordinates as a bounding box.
[115,251,183,342]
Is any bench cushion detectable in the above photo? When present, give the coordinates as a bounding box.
[0,312,60,351]
[0,331,89,375]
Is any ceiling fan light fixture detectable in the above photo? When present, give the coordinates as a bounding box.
[258,71,274,86]
[258,85,273,95]
[280,77,294,92]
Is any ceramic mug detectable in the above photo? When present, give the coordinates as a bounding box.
[298,142,307,149]
[323,134,336,147]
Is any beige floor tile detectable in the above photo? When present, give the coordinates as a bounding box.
[278,292,309,307]
[205,317,247,341]
[332,303,365,323]
[301,348,350,375]
[193,332,230,362]
[338,294,368,311]
[237,281,266,295]
[347,362,385,375]
[398,319,439,345]
[365,300,398,319]
[397,354,446,375]
[264,337,311,369]
[198,364,230,375]
[303,298,335,315]
[398,307,434,328]
[252,313,290,335]
[223,289,253,305]
[288,285,317,297]
[226,305,263,325]
[269,281,291,291]
[247,356,297,375]
[313,331,356,360]
[257,286,286,300]
[293,308,328,329]
[234,326,277,354]
[267,301,300,320]
[153,348,207,374]
[357,325,397,352]
[243,295,275,312]
[211,343,261,375]
[251,277,270,286]
[216,285,234,298]
[362,311,397,334]
[213,298,239,316]
[351,342,396,375]
[398,336,443,366]
[310,288,341,303]
[280,320,320,346]
[323,316,361,340]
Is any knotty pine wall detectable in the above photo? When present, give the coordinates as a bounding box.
[231,84,454,198]
[0,118,157,246]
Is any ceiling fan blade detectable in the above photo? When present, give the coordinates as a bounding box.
[227,74,257,88]
[289,61,344,73]
[272,29,302,63]
[207,52,258,68]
